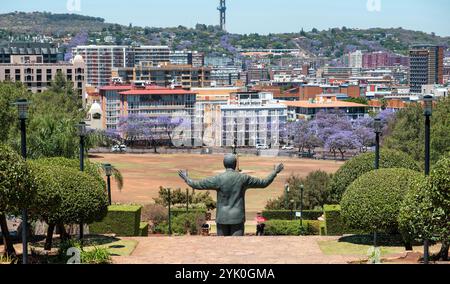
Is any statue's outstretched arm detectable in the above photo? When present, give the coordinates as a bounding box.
[245,163,284,189]
[178,170,219,190]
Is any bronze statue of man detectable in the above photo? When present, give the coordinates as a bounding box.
[178,154,284,236]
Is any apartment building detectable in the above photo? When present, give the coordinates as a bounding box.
[0,54,86,96]
[170,51,204,67]
[72,45,170,87]
[115,63,211,88]
[0,43,62,64]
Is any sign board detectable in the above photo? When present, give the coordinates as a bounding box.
[295,212,302,218]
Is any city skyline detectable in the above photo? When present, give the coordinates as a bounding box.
[1,0,450,36]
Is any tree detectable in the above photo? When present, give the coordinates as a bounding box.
[153,187,216,211]
[399,156,450,260]
[28,159,109,250]
[329,149,420,202]
[341,168,424,249]
[157,116,183,147]
[325,131,361,160]
[384,97,450,167]
[265,171,333,211]
[0,144,35,256]
[287,120,321,153]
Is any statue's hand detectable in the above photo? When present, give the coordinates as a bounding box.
[178,170,189,182]
[275,163,284,174]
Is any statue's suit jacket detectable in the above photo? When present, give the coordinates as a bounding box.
[186,169,278,225]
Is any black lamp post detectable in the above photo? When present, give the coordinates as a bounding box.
[14,99,29,265]
[186,188,189,213]
[77,122,87,240]
[373,117,382,248]
[103,164,113,205]
[168,189,172,235]
[290,200,295,221]
[300,184,304,227]
[423,95,433,264]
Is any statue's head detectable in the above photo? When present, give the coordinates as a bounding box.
[223,154,237,170]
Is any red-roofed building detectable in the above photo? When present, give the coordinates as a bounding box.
[99,84,197,132]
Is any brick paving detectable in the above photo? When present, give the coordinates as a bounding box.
[112,236,362,264]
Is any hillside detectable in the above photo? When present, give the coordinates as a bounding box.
[0,12,449,58]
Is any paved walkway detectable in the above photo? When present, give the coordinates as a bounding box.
[113,236,361,264]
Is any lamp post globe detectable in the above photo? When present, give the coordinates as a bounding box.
[103,163,113,205]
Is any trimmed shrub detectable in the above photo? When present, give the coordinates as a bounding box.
[28,161,108,225]
[341,168,423,234]
[90,205,142,236]
[323,205,345,236]
[171,208,207,218]
[399,157,450,245]
[141,204,168,229]
[329,149,420,202]
[264,220,323,236]
[262,210,323,221]
[139,222,149,237]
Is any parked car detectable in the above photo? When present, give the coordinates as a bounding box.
[256,144,269,150]
[282,145,295,150]
[111,145,127,153]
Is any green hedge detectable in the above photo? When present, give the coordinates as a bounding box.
[264,220,323,236]
[90,205,142,236]
[262,210,323,221]
[139,222,149,237]
[171,208,207,218]
[323,205,344,236]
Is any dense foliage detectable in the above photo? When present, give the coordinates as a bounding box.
[264,220,321,236]
[384,97,450,167]
[329,149,420,202]
[265,171,333,210]
[341,168,424,235]
[154,212,206,235]
[153,187,216,211]
[398,156,450,260]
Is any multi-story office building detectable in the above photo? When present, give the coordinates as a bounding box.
[170,51,204,67]
[219,91,287,147]
[114,63,211,88]
[322,67,362,80]
[72,45,170,87]
[362,51,409,68]
[0,43,63,64]
[0,54,86,96]
[210,67,241,87]
[409,45,444,94]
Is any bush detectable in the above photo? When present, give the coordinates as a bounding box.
[399,157,450,248]
[141,204,168,229]
[153,187,216,211]
[323,205,345,236]
[171,208,207,218]
[90,205,142,236]
[329,149,419,202]
[264,220,322,236]
[262,210,323,221]
[154,212,206,235]
[139,222,149,237]
[56,239,111,264]
[265,171,333,210]
[341,168,423,234]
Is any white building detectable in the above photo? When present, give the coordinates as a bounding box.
[349,50,363,68]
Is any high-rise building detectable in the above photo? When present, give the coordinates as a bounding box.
[169,51,204,67]
[72,45,170,87]
[409,45,444,94]
[0,43,63,64]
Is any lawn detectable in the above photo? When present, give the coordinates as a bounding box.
[90,153,343,219]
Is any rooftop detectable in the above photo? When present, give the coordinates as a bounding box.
[282,100,368,109]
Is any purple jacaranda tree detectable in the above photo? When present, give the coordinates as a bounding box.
[325,131,362,160]
[377,109,397,136]
[287,120,322,153]
[64,31,89,62]
[352,116,376,152]
[157,116,184,146]
[310,110,353,146]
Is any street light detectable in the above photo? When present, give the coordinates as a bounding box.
[423,95,433,264]
[186,188,189,213]
[13,99,29,265]
[168,189,172,235]
[373,117,383,248]
[290,199,295,221]
[284,183,290,209]
[103,164,113,205]
[77,121,87,240]
[299,184,304,227]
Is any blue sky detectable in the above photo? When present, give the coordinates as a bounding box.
[2,0,449,36]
